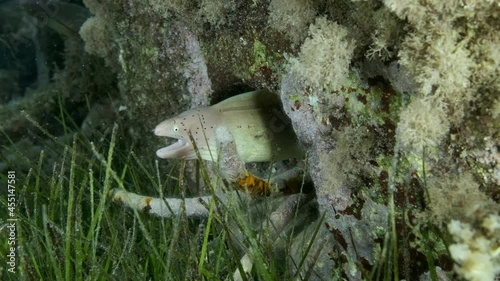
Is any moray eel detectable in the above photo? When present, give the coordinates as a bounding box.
[154,89,303,162]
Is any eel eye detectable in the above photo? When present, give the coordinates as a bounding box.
[173,126,179,132]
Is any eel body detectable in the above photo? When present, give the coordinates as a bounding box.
[154,90,303,162]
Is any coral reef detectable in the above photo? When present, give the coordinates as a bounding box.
[4,0,499,279]
[425,173,499,227]
[79,16,113,59]
[289,17,355,92]
[267,0,315,44]
[397,97,450,153]
[197,0,236,27]
[385,0,500,153]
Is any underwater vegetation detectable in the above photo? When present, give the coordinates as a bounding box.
[0,0,499,280]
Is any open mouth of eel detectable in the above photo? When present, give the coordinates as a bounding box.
[155,139,191,159]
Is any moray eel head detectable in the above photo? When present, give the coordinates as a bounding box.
[154,108,220,160]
